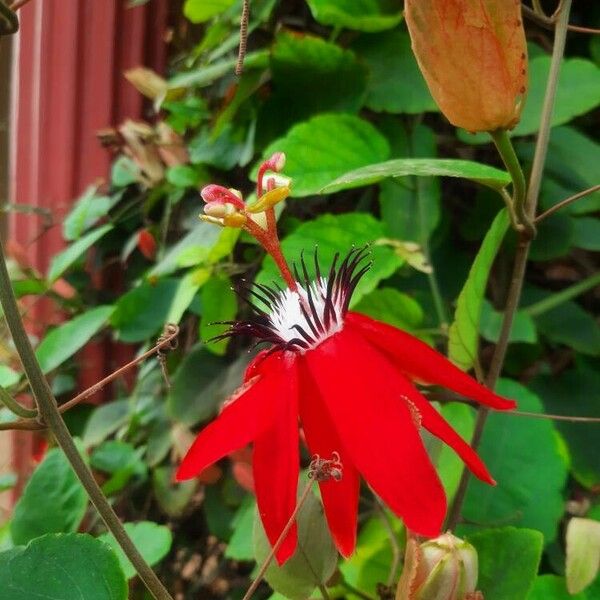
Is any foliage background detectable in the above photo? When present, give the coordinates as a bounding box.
[1,1,600,599]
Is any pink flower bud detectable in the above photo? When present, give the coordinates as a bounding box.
[200,184,245,209]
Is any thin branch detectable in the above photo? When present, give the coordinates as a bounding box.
[0,235,174,599]
[446,0,573,531]
[509,410,600,423]
[0,385,37,418]
[523,4,599,34]
[535,184,600,223]
[0,325,179,431]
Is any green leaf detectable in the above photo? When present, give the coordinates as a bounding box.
[436,403,475,503]
[352,28,437,114]
[378,122,442,243]
[461,380,568,543]
[530,367,600,489]
[166,165,201,188]
[322,158,510,195]
[63,186,119,241]
[353,287,424,335]
[0,365,20,387]
[566,518,600,594]
[149,222,222,277]
[529,575,587,600]
[83,400,130,447]
[90,442,147,494]
[166,268,211,325]
[47,224,113,282]
[257,113,390,197]
[572,217,600,251]
[448,210,509,371]
[11,447,87,545]
[98,522,172,580]
[225,496,256,561]
[468,527,543,600]
[306,0,403,32]
[253,486,337,599]
[111,279,179,342]
[167,345,249,426]
[268,31,367,121]
[111,155,140,187]
[529,213,574,262]
[257,213,403,305]
[200,275,237,355]
[480,300,537,344]
[534,299,600,356]
[152,466,197,518]
[0,533,127,600]
[183,0,235,23]
[35,306,114,374]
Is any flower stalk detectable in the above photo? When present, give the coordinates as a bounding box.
[0,235,174,600]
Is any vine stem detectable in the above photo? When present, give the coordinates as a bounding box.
[0,236,174,600]
[535,184,600,223]
[446,0,573,530]
[242,481,314,600]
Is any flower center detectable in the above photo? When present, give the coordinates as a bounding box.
[214,247,371,353]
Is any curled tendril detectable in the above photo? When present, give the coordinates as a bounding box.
[308,451,343,482]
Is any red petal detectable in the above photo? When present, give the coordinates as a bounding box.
[347,312,516,410]
[298,357,360,557]
[374,358,494,485]
[305,329,446,537]
[253,357,299,565]
[175,352,295,481]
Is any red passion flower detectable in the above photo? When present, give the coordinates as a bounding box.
[176,154,516,565]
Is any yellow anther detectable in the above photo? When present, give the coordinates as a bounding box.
[200,214,225,227]
[246,186,290,213]
[223,212,248,228]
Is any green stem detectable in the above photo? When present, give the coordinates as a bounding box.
[490,129,533,237]
[524,271,600,317]
[0,385,37,418]
[446,0,573,530]
[0,236,173,600]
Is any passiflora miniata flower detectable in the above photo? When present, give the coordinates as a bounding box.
[405,0,528,132]
[176,247,516,564]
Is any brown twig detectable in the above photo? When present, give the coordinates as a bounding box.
[235,0,250,76]
[509,410,600,423]
[535,184,600,223]
[522,4,600,34]
[0,324,179,431]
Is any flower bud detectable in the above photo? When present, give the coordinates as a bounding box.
[397,534,479,600]
[200,184,245,209]
[405,0,527,132]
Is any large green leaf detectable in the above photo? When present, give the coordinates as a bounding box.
[253,486,337,599]
[200,275,237,355]
[448,210,509,371]
[183,0,235,23]
[36,306,114,374]
[480,300,538,345]
[257,113,390,197]
[378,122,442,243]
[266,31,367,127]
[47,224,113,282]
[225,496,256,561]
[530,367,600,489]
[461,380,568,543]
[352,28,437,114]
[257,213,403,305]
[11,448,87,545]
[529,575,600,599]
[111,279,179,342]
[566,518,600,595]
[167,345,249,426]
[306,0,402,32]
[322,158,510,195]
[468,527,543,600]
[98,521,172,580]
[83,399,130,447]
[0,533,127,600]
